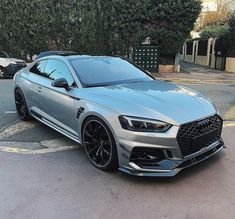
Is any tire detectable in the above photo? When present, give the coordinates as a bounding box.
[0,67,6,79]
[82,116,119,171]
[14,88,31,121]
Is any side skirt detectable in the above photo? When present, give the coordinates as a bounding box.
[30,112,81,145]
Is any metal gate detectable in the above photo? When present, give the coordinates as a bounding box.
[215,52,226,70]
[214,38,227,70]
[132,46,159,73]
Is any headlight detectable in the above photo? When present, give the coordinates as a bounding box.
[119,116,171,133]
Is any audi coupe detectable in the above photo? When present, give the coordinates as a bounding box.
[13,54,224,176]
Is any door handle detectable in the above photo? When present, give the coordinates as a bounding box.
[37,86,42,93]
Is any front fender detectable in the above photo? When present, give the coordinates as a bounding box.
[75,99,125,147]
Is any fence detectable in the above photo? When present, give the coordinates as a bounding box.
[182,38,235,73]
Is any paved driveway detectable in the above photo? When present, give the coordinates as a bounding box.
[0,127,234,219]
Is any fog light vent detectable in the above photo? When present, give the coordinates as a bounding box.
[130,147,165,167]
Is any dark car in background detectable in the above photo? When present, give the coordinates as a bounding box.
[0,50,27,79]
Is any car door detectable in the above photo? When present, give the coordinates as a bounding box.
[26,60,48,112]
[36,59,78,139]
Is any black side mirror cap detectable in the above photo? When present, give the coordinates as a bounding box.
[52,78,70,91]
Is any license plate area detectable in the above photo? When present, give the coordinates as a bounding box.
[192,130,217,149]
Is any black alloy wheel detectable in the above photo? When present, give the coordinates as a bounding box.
[82,117,118,170]
[0,67,6,79]
[14,88,31,121]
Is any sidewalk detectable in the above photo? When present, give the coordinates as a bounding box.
[155,62,235,83]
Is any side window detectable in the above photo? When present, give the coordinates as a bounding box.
[44,60,75,86]
[30,60,47,76]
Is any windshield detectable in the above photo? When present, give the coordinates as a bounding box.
[70,57,153,87]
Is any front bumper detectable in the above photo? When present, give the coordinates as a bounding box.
[116,114,224,177]
[119,140,224,177]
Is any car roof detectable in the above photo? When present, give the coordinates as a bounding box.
[36,53,120,61]
[36,51,79,59]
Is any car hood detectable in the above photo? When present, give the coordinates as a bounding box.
[78,80,217,125]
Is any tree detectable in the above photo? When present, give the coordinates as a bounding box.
[0,0,201,64]
[0,0,82,60]
[200,24,229,39]
[223,15,235,57]
[195,0,231,31]
[144,0,201,64]
[109,0,201,62]
[110,0,148,57]
[72,0,113,55]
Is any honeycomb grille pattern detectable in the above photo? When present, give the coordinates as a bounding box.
[177,115,223,157]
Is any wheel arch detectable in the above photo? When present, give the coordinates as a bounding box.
[79,111,120,148]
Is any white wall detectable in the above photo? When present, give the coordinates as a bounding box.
[226,57,235,73]
[185,55,193,63]
[195,55,208,66]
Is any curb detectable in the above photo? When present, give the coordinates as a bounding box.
[223,122,235,128]
[0,145,79,154]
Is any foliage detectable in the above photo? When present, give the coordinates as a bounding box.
[71,0,114,55]
[0,0,82,60]
[196,0,231,31]
[144,0,201,64]
[200,24,229,39]
[109,0,148,58]
[223,15,235,57]
[0,0,201,64]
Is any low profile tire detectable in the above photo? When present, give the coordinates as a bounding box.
[0,67,7,79]
[14,88,31,121]
[82,116,118,171]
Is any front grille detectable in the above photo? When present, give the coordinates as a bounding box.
[177,115,223,157]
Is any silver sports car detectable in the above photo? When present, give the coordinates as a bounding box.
[13,54,224,176]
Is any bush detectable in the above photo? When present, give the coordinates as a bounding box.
[200,24,229,39]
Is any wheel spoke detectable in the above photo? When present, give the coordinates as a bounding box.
[84,141,93,145]
[84,130,94,139]
[102,148,111,156]
[100,150,106,164]
[83,120,113,168]
[88,145,100,155]
[103,140,110,146]
[19,105,25,117]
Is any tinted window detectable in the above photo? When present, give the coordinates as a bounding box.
[30,60,47,76]
[70,57,153,87]
[44,60,74,86]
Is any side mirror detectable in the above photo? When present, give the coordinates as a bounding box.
[52,78,70,91]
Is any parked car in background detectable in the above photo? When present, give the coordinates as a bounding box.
[0,50,27,79]
[13,54,224,177]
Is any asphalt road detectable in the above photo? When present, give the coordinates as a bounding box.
[0,79,235,218]
[0,127,234,219]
